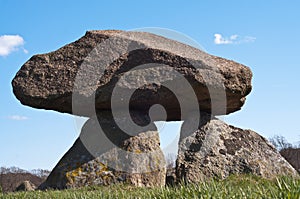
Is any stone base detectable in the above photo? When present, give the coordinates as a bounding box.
[176,113,298,183]
[40,113,166,189]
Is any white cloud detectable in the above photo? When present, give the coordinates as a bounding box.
[214,33,256,45]
[230,34,238,40]
[0,35,27,56]
[8,115,29,121]
[214,33,232,44]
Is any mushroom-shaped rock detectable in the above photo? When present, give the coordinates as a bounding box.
[12,30,252,119]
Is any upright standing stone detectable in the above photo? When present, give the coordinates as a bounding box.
[176,113,298,183]
[40,112,166,189]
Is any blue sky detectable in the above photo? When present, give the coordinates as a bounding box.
[1,0,300,170]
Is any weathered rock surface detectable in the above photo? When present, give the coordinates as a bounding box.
[40,113,166,189]
[12,30,252,119]
[176,113,298,183]
[15,181,36,192]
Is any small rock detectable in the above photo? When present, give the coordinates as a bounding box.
[15,181,36,192]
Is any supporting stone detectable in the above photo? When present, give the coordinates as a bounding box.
[40,112,166,189]
[176,113,298,183]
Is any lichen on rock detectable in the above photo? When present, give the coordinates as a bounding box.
[176,113,298,183]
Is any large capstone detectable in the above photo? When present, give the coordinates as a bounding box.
[12,30,252,119]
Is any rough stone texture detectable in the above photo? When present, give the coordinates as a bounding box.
[40,113,166,189]
[15,181,36,192]
[12,30,252,119]
[176,113,298,183]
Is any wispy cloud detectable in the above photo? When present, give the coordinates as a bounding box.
[214,33,256,45]
[0,35,28,56]
[7,115,29,121]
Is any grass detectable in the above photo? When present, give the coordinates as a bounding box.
[1,175,300,199]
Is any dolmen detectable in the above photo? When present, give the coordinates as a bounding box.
[12,30,297,189]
